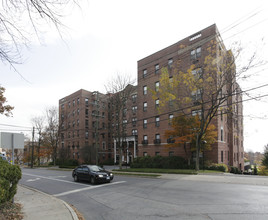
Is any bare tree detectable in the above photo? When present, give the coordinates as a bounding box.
[43,106,59,165]
[31,115,45,166]
[105,74,136,169]
[0,0,80,67]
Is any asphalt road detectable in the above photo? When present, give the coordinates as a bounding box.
[20,168,268,220]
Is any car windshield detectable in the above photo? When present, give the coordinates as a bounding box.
[89,165,103,172]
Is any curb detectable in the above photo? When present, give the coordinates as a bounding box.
[18,184,79,220]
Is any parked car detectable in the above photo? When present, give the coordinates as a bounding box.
[72,165,114,184]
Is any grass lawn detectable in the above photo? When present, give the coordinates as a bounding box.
[113,168,224,175]
[113,168,199,174]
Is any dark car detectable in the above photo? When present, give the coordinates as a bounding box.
[72,165,113,184]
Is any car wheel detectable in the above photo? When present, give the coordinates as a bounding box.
[90,176,96,185]
[74,175,79,182]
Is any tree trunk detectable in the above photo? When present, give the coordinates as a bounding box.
[195,134,200,171]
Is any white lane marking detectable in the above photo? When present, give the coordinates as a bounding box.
[53,181,126,197]
[48,176,67,178]
[23,173,90,187]
[26,178,40,182]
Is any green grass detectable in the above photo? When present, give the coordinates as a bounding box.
[113,168,198,175]
[113,172,161,178]
[113,168,225,175]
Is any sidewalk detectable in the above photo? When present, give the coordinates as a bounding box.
[15,185,78,220]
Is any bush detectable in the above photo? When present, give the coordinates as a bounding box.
[253,165,258,175]
[131,156,189,169]
[100,159,114,166]
[230,166,242,174]
[0,159,22,204]
[206,163,228,172]
[58,159,79,166]
[258,166,268,176]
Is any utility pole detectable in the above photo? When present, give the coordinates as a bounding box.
[31,127,35,168]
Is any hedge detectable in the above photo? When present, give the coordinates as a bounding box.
[0,159,22,204]
[130,156,190,169]
[206,163,228,172]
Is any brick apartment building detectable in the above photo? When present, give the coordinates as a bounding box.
[59,86,138,164]
[137,24,244,169]
[59,24,244,170]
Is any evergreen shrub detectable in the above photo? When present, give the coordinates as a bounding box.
[0,159,22,204]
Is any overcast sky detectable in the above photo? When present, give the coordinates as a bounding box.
[1,0,268,152]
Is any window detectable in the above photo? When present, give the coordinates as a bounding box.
[169,114,173,124]
[167,136,175,143]
[168,58,173,68]
[132,117,137,126]
[61,104,64,110]
[221,151,223,162]
[73,100,75,106]
[77,108,80,115]
[143,119,147,128]
[190,47,201,60]
[143,86,147,95]
[142,136,148,144]
[132,94,137,103]
[102,142,106,150]
[132,129,138,135]
[191,68,202,78]
[68,102,71,108]
[77,98,80,105]
[192,109,201,117]
[155,152,160,156]
[155,64,160,74]
[85,108,89,116]
[77,119,79,127]
[123,108,127,117]
[155,99,159,108]
[192,89,202,101]
[85,131,89,139]
[154,134,161,144]
[155,81,160,92]
[143,69,147,78]
[169,151,174,156]
[132,106,137,114]
[143,102,147,112]
[155,116,160,127]
[143,152,148,156]
[85,119,89,128]
[221,110,223,121]
[221,126,224,141]
[85,98,89,105]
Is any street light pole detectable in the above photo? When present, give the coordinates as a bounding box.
[31,127,35,168]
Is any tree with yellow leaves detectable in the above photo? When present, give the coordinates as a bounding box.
[153,39,258,170]
[165,114,217,166]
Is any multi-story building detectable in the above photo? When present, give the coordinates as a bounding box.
[59,89,112,163]
[59,24,244,170]
[59,86,138,164]
[137,24,244,170]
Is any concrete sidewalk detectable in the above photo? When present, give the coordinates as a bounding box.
[15,185,78,220]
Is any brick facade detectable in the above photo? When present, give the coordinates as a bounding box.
[59,24,244,170]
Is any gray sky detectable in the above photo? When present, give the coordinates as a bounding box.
[1,0,268,152]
